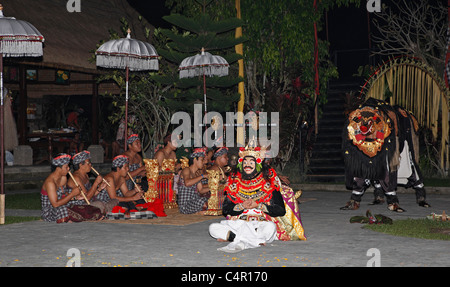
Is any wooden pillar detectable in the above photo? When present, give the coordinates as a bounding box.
[91,77,99,145]
[18,65,27,145]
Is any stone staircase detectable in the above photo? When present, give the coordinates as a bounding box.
[306,79,362,183]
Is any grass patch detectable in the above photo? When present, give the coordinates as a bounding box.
[423,178,450,187]
[5,192,41,210]
[2,193,41,225]
[3,216,41,225]
[364,218,450,241]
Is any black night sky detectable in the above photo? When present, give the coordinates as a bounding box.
[126,0,172,28]
[126,1,371,49]
[126,0,372,78]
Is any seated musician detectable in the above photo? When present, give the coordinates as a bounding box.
[208,145,286,252]
[202,147,230,216]
[203,148,214,171]
[154,133,180,172]
[41,154,103,223]
[177,148,210,214]
[67,150,113,215]
[208,147,229,184]
[123,134,147,191]
[95,155,145,212]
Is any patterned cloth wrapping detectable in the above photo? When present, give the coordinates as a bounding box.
[66,181,91,207]
[52,154,71,166]
[177,176,208,214]
[268,182,306,241]
[190,147,206,159]
[112,155,129,168]
[127,134,139,145]
[72,150,90,165]
[41,187,69,222]
[106,210,156,220]
[212,147,228,160]
[94,188,124,202]
[41,184,102,223]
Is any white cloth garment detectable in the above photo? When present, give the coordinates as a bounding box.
[209,209,278,253]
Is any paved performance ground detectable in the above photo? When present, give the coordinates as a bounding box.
[1,189,449,271]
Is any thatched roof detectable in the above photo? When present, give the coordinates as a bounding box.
[4,0,154,73]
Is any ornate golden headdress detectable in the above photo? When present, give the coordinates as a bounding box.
[238,146,265,161]
[238,137,267,162]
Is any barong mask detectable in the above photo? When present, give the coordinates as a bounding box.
[347,106,392,158]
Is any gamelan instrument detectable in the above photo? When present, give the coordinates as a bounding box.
[143,159,177,209]
[204,167,227,216]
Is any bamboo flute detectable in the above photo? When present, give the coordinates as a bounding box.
[128,172,148,203]
[90,166,111,187]
[68,171,90,205]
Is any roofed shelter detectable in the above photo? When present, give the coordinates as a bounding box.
[3,0,154,163]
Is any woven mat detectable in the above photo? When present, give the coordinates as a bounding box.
[100,208,220,226]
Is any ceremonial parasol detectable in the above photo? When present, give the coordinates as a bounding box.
[95,29,159,149]
[179,47,229,113]
[0,4,45,224]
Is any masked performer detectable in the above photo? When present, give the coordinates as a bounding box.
[41,154,102,223]
[341,98,405,212]
[208,145,286,253]
[371,106,430,207]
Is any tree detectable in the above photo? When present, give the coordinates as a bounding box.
[371,0,447,76]
[239,0,359,168]
[163,0,360,168]
[153,1,245,114]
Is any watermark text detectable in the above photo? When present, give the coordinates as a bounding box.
[67,0,81,13]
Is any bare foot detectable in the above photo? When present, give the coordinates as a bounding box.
[217,238,228,242]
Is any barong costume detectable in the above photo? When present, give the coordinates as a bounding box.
[342,98,403,211]
[373,106,430,207]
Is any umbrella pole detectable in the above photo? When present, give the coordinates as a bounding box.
[203,72,208,147]
[124,66,129,151]
[203,72,207,114]
[0,53,4,224]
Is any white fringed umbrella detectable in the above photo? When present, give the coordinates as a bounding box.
[179,48,229,113]
[95,29,159,149]
[0,4,45,224]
